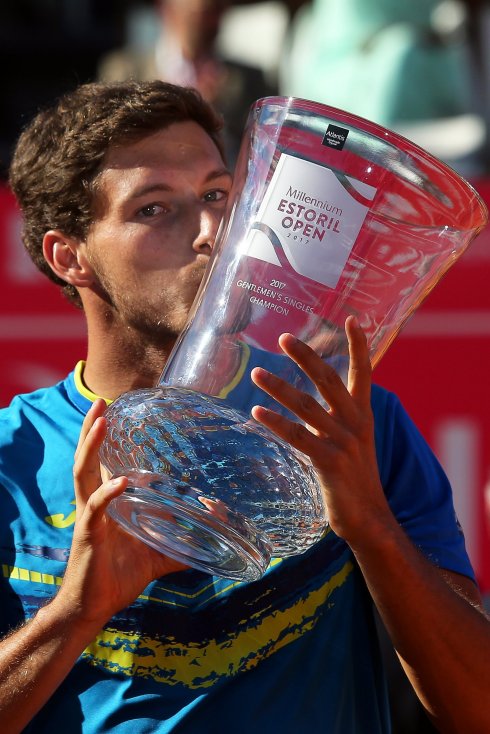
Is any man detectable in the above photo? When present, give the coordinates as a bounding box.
[0,80,488,734]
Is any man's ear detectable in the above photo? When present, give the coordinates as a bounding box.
[42,230,95,287]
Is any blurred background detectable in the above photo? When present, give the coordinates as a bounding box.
[2,0,490,580]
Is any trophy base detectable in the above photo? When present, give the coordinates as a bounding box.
[107,473,273,581]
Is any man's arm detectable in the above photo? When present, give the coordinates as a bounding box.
[0,594,103,733]
[349,517,488,733]
[0,400,184,733]
[251,316,490,734]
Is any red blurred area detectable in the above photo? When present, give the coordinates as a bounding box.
[0,185,87,401]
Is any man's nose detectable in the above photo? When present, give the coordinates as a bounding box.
[192,208,221,256]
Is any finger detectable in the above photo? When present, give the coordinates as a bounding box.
[74,399,107,462]
[100,463,111,484]
[345,316,372,409]
[251,404,326,459]
[251,366,335,437]
[81,475,128,533]
[276,333,356,419]
[73,412,108,509]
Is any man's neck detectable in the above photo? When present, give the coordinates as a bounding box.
[81,329,177,402]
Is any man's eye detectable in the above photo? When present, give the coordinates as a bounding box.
[139,203,164,217]
[203,190,228,203]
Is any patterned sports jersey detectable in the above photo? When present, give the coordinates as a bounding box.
[0,361,474,733]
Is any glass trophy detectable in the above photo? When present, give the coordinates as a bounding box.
[99,97,488,582]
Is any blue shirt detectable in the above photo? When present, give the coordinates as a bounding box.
[0,363,474,733]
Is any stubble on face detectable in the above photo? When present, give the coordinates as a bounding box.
[86,246,208,343]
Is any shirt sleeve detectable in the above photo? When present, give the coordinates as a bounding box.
[371,384,475,581]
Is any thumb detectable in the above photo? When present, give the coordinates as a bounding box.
[79,475,129,536]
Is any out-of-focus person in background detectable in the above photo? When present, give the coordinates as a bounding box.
[98,0,277,165]
[279,0,488,176]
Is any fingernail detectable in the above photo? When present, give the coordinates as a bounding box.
[279,332,299,346]
[252,367,267,378]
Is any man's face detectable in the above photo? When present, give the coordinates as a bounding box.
[84,121,231,340]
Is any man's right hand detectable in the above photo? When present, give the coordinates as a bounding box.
[56,398,186,630]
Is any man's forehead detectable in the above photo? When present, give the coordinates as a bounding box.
[103,121,223,171]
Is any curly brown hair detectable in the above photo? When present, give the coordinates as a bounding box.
[8,80,225,308]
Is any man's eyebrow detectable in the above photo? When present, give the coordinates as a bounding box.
[131,183,172,199]
[204,167,232,183]
[130,169,232,200]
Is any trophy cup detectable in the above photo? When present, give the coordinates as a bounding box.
[99,97,488,582]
